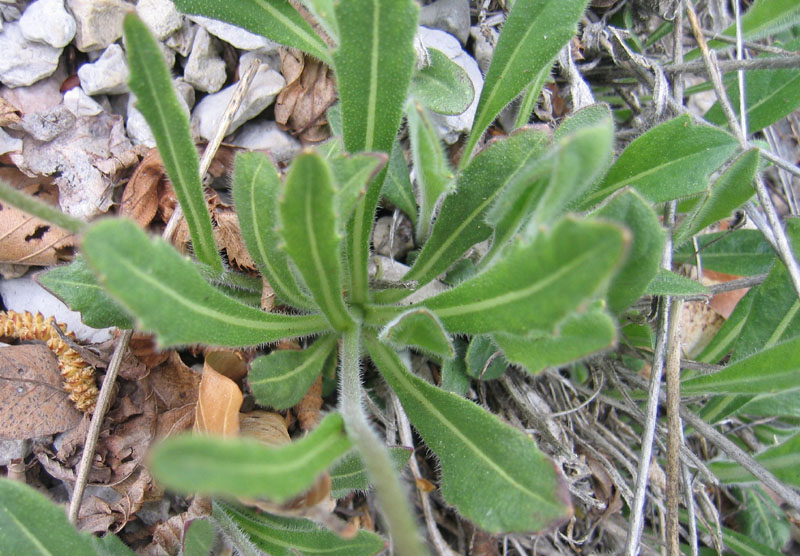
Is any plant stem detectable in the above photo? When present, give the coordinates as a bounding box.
[338,327,427,556]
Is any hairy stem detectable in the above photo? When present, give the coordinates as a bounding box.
[338,327,427,556]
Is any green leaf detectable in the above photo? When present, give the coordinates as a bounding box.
[674,229,775,276]
[233,152,315,310]
[404,127,550,289]
[407,100,454,242]
[378,308,454,359]
[441,338,471,396]
[696,287,757,364]
[248,335,338,410]
[333,0,418,305]
[82,219,329,347]
[0,479,96,555]
[279,151,354,331]
[705,62,800,134]
[150,413,350,501]
[329,447,412,498]
[421,217,626,336]
[705,0,800,47]
[330,153,385,225]
[592,189,665,314]
[682,336,800,396]
[708,432,800,487]
[183,518,216,556]
[36,256,134,329]
[366,337,571,533]
[91,533,137,556]
[298,0,339,45]
[579,114,740,207]
[645,269,709,296]
[381,138,417,226]
[213,501,385,556]
[721,527,785,556]
[735,486,791,552]
[674,149,759,245]
[462,0,590,162]
[410,48,475,115]
[173,0,332,65]
[465,336,506,380]
[124,14,221,272]
[494,306,617,374]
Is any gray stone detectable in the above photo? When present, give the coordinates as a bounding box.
[0,439,31,466]
[417,27,483,144]
[470,25,498,75]
[0,21,62,87]
[63,86,104,117]
[190,14,271,50]
[19,0,76,48]
[67,0,129,52]
[0,127,22,155]
[136,0,182,40]
[231,120,300,163]
[419,0,470,45]
[174,78,195,109]
[238,46,282,76]
[21,104,76,141]
[183,26,226,93]
[164,18,197,57]
[78,43,129,95]
[127,81,192,146]
[191,66,285,141]
[157,39,176,69]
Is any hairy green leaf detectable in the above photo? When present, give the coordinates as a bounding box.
[736,487,791,552]
[463,0,590,162]
[233,152,315,310]
[592,189,665,314]
[378,308,454,359]
[674,229,775,276]
[645,269,709,296]
[682,336,800,396]
[705,0,800,47]
[91,533,137,556]
[213,501,385,556]
[441,337,471,396]
[298,0,338,45]
[674,149,759,245]
[407,100,454,242]
[330,447,412,498]
[465,336,506,380]
[183,518,216,556]
[366,337,571,533]
[405,127,550,289]
[708,432,800,487]
[249,335,338,410]
[420,217,626,336]
[410,48,475,115]
[334,0,418,305]
[150,413,350,501]
[381,138,417,226]
[173,0,331,64]
[579,114,739,207]
[82,219,329,347]
[331,153,385,224]
[279,152,354,331]
[36,256,134,329]
[494,306,617,374]
[124,14,221,271]
[696,287,757,364]
[0,479,96,555]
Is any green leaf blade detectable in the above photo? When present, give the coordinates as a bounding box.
[366,337,571,533]
[329,447,412,498]
[173,0,332,64]
[423,217,627,336]
[150,413,351,501]
[279,151,354,331]
[232,152,316,310]
[378,308,454,359]
[463,0,590,162]
[248,335,338,409]
[82,219,330,347]
[708,433,800,487]
[410,48,475,115]
[124,14,221,271]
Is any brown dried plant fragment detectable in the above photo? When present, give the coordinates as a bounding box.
[275,49,337,143]
[193,361,243,436]
[0,343,82,439]
[295,374,323,431]
[0,97,22,126]
[120,148,163,227]
[0,310,97,413]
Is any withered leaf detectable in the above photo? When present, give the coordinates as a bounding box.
[149,351,200,410]
[120,148,163,227]
[214,210,255,270]
[275,49,336,143]
[0,97,22,126]
[0,343,82,439]
[193,362,243,436]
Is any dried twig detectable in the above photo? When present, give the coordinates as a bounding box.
[664,54,800,74]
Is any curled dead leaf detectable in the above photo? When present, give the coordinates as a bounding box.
[295,374,324,431]
[275,49,336,143]
[119,148,163,227]
[193,361,243,436]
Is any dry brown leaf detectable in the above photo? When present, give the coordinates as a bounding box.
[295,374,323,431]
[275,49,336,143]
[214,210,255,270]
[0,189,74,266]
[239,410,290,446]
[119,148,163,227]
[203,348,248,381]
[149,352,200,411]
[703,268,749,319]
[0,343,83,439]
[0,97,22,126]
[127,331,170,368]
[193,362,243,436]
[141,496,212,556]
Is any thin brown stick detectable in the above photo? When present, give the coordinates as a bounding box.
[665,299,684,556]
